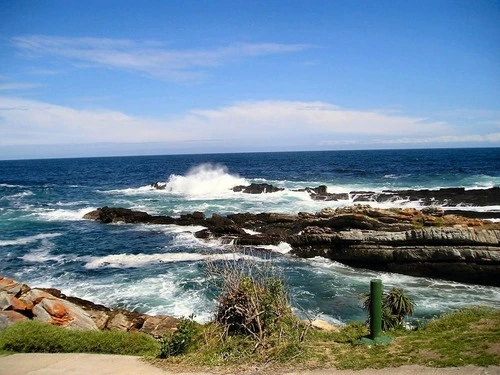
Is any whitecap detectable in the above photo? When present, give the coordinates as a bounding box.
[161,163,249,197]
[256,242,293,254]
[1,190,34,200]
[20,238,63,263]
[84,252,259,269]
[0,233,62,247]
[51,201,90,207]
[0,183,24,188]
[35,207,97,221]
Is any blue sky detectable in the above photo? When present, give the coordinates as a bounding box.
[0,0,499,159]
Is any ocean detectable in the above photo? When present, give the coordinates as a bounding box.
[0,148,499,324]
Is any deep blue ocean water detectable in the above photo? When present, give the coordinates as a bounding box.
[0,148,499,324]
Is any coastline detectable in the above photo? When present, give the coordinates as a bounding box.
[84,204,500,286]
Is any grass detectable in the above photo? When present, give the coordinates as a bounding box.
[149,306,500,372]
[0,320,160,356]
[1,308,498,372]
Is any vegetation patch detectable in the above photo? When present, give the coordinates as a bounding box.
[0,320,160,356]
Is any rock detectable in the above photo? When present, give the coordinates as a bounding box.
[106,312,140,331]
[0,277,180,336]
[233,183,284,194]
[141,315,179,338]
[151,182,166,190]
[350,187,500,207]
[295,186,349,201]
[0,277,29,297]
[0,310,28,330]
[29,293,99,330]
[84,205,500,286]
[309,319,340,332]
[0,292,29,312]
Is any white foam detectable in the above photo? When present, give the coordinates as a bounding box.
[0,183,24,188]
[84,252,259,269]
[51,201,90,207]
[36,207,97,221]
[20,239,63,263]
[1,190,34,200]
[243,228,261,235]
[0,233,62,247]
[161,163,249,197]
[99,185,152,195]
[257,242,293,254]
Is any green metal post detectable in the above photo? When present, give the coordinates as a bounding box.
[370,279,382,340]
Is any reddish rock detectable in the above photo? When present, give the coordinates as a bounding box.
[41,298,68,319]
[19,289,55,309]
[0,292,29,312]
[141,315,179,338]
[0,310,28,329]
[0,278,26,297]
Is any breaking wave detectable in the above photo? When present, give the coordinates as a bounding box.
[160,163,249,196]
[0,233,63,247]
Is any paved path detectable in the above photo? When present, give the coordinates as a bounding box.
[0,353,499,375]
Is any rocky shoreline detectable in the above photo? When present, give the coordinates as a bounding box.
[83,202,500,287]
[0,276,178,335]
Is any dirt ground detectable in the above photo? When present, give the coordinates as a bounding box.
[0,353,499,375]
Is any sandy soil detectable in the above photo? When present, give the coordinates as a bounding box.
[0,353,499,375]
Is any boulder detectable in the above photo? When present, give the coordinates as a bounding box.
[0,292,30,312]
[0,310,28,330]
[141,315,179,338]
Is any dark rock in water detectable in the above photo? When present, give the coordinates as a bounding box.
[294,185,349,201]
[151,182,166,190]
[83,205,500,286]
[351,187,500,207]
[233,183,284,194]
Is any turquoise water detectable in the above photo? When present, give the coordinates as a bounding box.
[1,148,499,323]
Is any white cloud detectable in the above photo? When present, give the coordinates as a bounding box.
[12,35,311,81]
[1,97,480,150]
[0,97,188,145]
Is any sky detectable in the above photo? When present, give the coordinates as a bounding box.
[0,0,499,159]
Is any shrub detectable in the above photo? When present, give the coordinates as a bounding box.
[159,316,199,358]
[363,287,415,331]
[205,254,302,351]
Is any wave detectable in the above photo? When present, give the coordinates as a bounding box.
[35,207,97,221]
[0,233,62,247]
[20,238,63,263]
[50,201,90,207]
[159,163,249,197]
[84,251,260,269]
[0,183,24,188]
[1,190,34,200]
[99,163,249,198]
[255,242,292,254]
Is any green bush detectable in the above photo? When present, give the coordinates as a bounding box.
[159,316,199,358]
[363,287,415,331]
[0,321,160,356]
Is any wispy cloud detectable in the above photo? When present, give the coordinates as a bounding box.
[1,97,484,150]
[320,133,500,147]
[12,35,312,81]
[0,82,44,91]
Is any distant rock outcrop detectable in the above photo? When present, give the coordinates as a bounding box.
[84,205,500,286]
[0,276,178,336]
